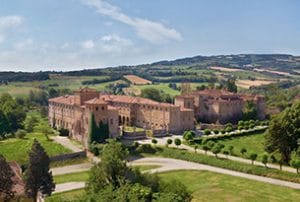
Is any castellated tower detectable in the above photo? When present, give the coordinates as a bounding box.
[254,95,266,120]
[74,87,99,105]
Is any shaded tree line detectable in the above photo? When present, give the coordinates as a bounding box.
[0,94,26,139]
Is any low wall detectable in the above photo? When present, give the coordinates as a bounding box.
[200,123,227,130]
[50,151,86,162]
[122,131,146,140]
[153,129,168,137]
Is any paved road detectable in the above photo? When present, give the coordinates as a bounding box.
[53,156,300,193]
[137,135,297,173]
[51,136,83,152]
[51,163,92,176]
[54,182,86,193]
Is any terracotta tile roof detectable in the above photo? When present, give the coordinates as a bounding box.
[85,98,107,105]
[49,95,75,105]
[101,95,175,107]
[9,162,25,196]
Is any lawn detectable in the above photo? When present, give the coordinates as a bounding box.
[46,189,85,202]
[54,171,90,184]
[212,131,266,160]
[0,133,71,164]
[159,170,300,202]
[53,165,161,184]
[48,170,300,202]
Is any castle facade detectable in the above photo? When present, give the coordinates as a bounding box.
[48,87,194,147]
[175,89,265,124]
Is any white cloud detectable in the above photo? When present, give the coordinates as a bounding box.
[82,0,182,44]
[0,15,23,29]
[81,40,95,49]
[14,38,34,50]
[0,15,23,44]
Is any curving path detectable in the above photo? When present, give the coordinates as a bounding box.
[53,157,300,193]
[137,135,297,173]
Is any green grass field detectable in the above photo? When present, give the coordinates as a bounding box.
[159,170,300,202]
[0,133,71,164]
[53,165,161,184]
[54,171,90,184]
[212,131,266,160]
[48,170,300,202]
[46,189,85,202]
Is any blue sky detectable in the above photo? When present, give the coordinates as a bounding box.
[0,0,299,71]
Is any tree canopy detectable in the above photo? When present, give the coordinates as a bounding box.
[0,155,15,202]
[84,139,191,202]
[0,93,26,138]
[24,140,55,200]
[265,101,300,163]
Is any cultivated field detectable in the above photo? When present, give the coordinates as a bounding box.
[0,76,115,97]
[236,79,276,89]
[254,68,291,76]
[124,75,152,85]
[210,66,244,72]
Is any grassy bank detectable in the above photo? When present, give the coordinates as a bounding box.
[139,147,300,183]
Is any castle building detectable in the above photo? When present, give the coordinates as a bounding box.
[48,87,194,147]
[175,89,265,124]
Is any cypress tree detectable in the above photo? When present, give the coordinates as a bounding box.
[0,155,15,202]
[88,113,98,145]
[24,140,55,200]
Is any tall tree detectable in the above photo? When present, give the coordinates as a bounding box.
[243,100,257,120]
[0,93,26,136]
[87,139,128,193]
[88,113,98,145]
[226,78,237,93]
[0,155,15,202]
[265,102,300,163]
[24,140,55,200]
[141,88,163,102]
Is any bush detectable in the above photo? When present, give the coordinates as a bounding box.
[166,139,172,146]
[136,144,156,154]
[183,131,195,141]
[213,129,219,134]
[15,129,27,139]
[249,123,255,129]
[174,138,181,147]
[152,138,158,145]
[225,126,233,133]
[89,142,104,156]
[58,128,69,136]
[238,120,244,127]
[238,126,244,130]
[221,129,226,134]
[261,153,269,167]
[204,129,211,135]
[207,141,215,149]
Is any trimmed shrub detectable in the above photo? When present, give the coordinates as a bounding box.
[136,144,156,154]
[204,129,211,135]
[213,129,219,134]
[183,131,196,141]
[15,129,27,139]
